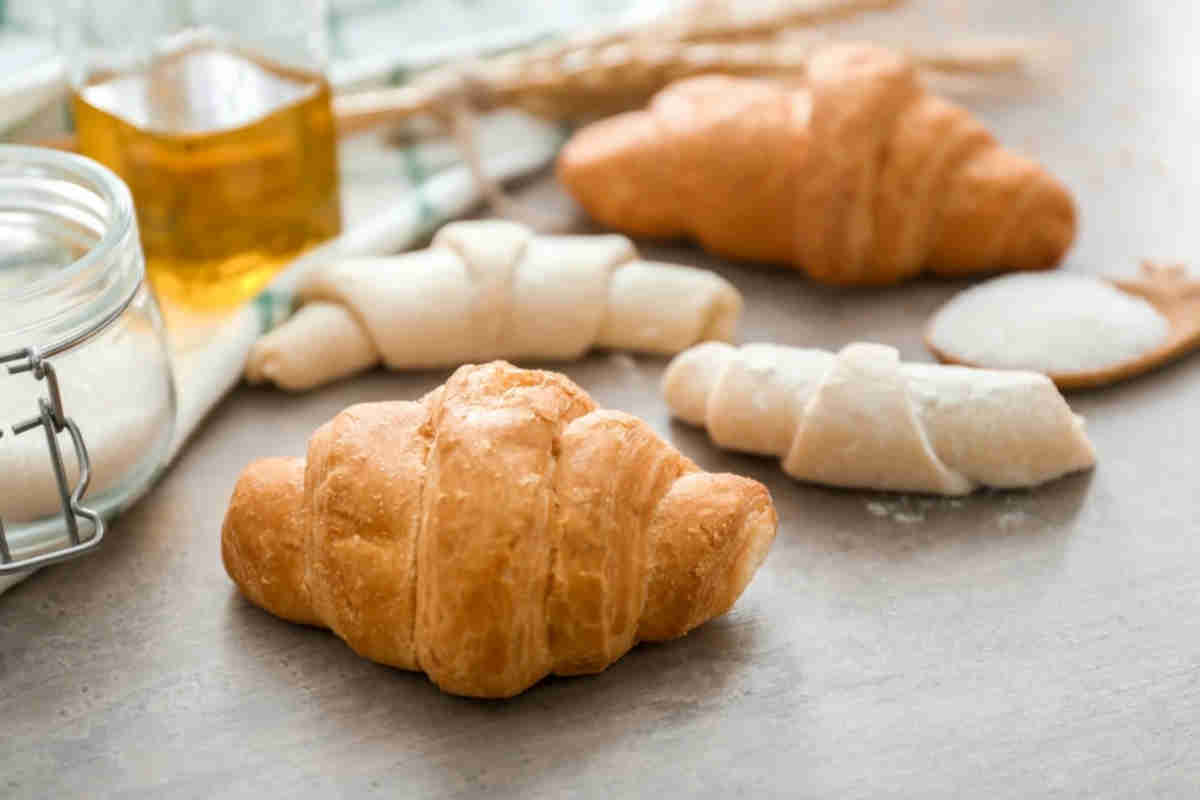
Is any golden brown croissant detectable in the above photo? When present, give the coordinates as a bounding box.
[557,43,1076,286]
[221,361,777,698]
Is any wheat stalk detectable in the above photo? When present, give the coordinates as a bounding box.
[335,34,1050,135]
[333,0,1056,137]
[334,0,918,134]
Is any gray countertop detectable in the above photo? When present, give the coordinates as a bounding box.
[4,2,1200,797]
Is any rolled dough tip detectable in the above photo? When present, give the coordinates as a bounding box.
[662,342,737,425]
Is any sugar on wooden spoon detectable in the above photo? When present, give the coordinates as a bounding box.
[926,262,1200,390]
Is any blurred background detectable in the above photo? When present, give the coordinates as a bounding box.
[1,0,659,139]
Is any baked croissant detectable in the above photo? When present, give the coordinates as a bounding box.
[663,342,1096,495]
[558,43,1077,286]
[246,219,742,391]
[222,361,777,698]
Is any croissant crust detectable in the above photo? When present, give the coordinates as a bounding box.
[223,361,777,698]
[558,43,1076,286]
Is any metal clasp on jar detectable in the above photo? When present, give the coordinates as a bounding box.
[0,346,105,574]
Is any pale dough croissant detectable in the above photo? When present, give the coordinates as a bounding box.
[663,342,1096,495]
[558,43,1077,286]
[222,361,777,698]
[245,219,743,391]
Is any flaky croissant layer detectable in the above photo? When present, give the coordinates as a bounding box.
[222,361,777,698]
[558,43,1077,286]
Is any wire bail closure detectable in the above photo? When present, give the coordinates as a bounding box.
[0,346,105,574]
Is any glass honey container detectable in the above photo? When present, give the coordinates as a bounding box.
[59,1,342,309]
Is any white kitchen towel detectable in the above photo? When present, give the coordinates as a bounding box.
[0,109,564,596]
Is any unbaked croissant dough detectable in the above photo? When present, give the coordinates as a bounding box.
[223,361,777,698]
[245,220,743,391]
[663,342,1096,495]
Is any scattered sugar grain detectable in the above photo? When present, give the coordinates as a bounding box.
[607,352,638,372]
[863,495,966,524]
[996,510,1032,529]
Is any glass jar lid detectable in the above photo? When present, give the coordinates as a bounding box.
[0,144,143,357]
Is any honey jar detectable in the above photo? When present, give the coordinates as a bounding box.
[62,3,341,308]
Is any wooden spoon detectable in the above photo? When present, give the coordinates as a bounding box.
[927,261,1200,390]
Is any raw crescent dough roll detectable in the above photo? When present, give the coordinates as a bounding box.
[663,342,1096,495]
[246,220,743,391]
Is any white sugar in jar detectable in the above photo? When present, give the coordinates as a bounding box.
[0,146,176,571]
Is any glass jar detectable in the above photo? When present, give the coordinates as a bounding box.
[57,0,342,309]
[0,145,176,572]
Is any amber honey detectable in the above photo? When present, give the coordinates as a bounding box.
[72,44,342,308]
